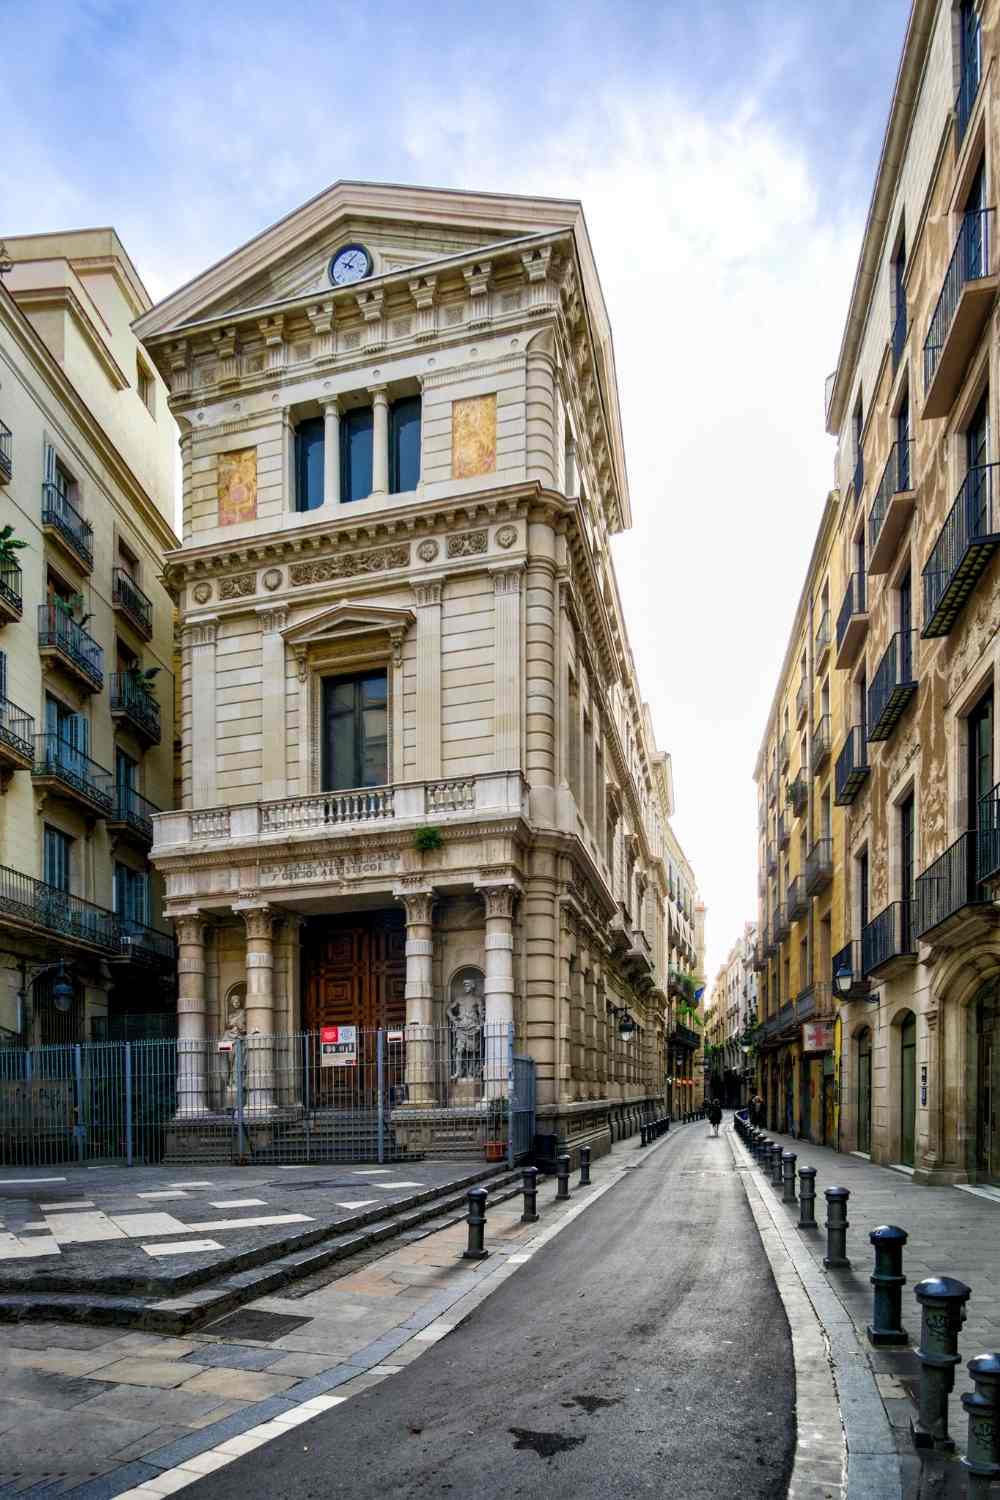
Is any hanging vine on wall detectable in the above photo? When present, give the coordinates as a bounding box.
[413,826,444,853]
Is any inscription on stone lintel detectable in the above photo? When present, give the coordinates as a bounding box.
[260,854,389,886]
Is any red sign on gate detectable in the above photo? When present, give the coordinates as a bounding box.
[320,1025,358,1068]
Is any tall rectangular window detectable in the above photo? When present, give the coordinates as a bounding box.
[389,397,421,494]
[899,570,913,680]
[968,686,993,897]
[340,407,374,503]
[295,416,325,512]
[852,396,864,493]
[43,825,72,892]
[114,862,149,925]
[900,793,915,948]
[892,234,907,356]
[897,391,911,489]
[858,847,869,934]
[322,670,388,790]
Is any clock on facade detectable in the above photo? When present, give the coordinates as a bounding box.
[329,243,372,286]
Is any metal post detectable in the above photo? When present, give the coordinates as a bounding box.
[770,1143,784,1186]
[521,1166,539,1224]
[377,1028,385,1166]
[797,1167,817,1229]
[507,1024,515,1170]
[640,1123,649,1147]
[911,1276,971,1449]
[463,1186,489,1260]
[235,1037,246,1160]
[961,1353,1000,1497]
[124,1042,133,1169]
[867,1226,909,1347]
[73,1044,85,1164]
[556,1153,571,1201]
[781,1151,797,1204]
[579,1145,591,1186]
[823,1187,851,1268]
[759,1138,774,1170]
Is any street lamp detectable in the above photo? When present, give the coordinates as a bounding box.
[16,960,74,1032]
[607,1001,637,1041]
[833,961,853,999]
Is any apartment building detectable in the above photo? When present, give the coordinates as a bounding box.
[705,923,757,1107]
[753,495,847,1147]
[0,231,178,1043]
[138,181,703,1159]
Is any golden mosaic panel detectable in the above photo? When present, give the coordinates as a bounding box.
[218,447,257,526]
[452,394,497,480]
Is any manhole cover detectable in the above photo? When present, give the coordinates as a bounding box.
[205,1309,313,1342]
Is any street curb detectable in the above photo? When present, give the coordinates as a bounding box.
[728,1129,902,1500]
[70,1121,693,1500]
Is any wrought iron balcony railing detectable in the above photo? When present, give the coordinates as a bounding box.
[787,874,808,921]
[814,609,831,663]
[41,482,93,570]
[112,568,154,640]
[110,672,162,746]
[924,208,994,393]
[32,733,114,816]
[868,630,917,741]
[778,732,789,772]
[787,770,808,817]
[980,782,1000,886]
[795,678,809,726]
[0,696,35,767]
[914,830,989,942]
[766,843,777,878]
[110,784,160,844]
[37,603,103,690]
[767,769,777,804]
[811,715,832,775]
[0,420,11,483]
[805,837,833,895]
[869,440,914,568]
[114,919,176,966]
[922,463,1000,638]
[0,863,118,951]
[891,301,907,374]
[834,726,870,806]
[777,812,789,850]
[0,560,22,621]
[832,940,870,999]
[773,904,789,944]
[862,901,915,977]
[836,571,867,664]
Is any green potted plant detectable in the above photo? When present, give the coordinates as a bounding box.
[413,825,444,854]
[0,525,26,569]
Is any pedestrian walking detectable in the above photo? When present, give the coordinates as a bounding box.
[750,1093,764,1128]
[707,1098,723,1137]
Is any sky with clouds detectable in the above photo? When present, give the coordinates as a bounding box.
[5,0,911,982]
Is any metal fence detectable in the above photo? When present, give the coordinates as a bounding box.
[0,1024,536,1169]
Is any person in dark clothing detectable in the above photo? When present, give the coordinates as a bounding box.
[707,1099,723,1137]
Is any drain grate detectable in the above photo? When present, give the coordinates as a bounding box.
[204,1309,313,1342]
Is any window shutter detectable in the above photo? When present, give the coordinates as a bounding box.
[43,439,57,486]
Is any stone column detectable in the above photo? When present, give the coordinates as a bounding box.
[396,888,436,1105]
[493,565,524,773]
[322,398,341,507]
[480,884,518,1096]
[237,904,276,1115]
[370,385,389,495]
[175,913,208,1117]
[258,606,288,801]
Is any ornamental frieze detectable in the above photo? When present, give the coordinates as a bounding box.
[290,545,410,586]
[446,529,488,558]
[219,572,256,599]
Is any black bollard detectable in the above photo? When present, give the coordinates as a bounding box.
[867,1226,909,1347]
[758,1137,773,1169]
[640,1123,648,1147]
[770,1143,784,1187]
[781,1152,797,1204]
[911,1276,971,1449]
[823,1187,851,1268]
[556,1153,571,1201]
[797,1166,817,1230]
[961,1353,1000,1497]
[579,1146,591,1186]
[463,1186,490,1260]
[520,1165,539,1225]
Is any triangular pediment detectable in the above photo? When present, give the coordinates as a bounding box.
[134,180,584,340]
[282,601,416,649]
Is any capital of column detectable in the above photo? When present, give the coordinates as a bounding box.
[235,903,275,941]
[368,383,389,406]
[478,883,520,921]
[320,394,341,413]
[173,912,207,948]
[395,887,436,926]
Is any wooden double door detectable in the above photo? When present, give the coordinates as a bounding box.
[302,911,406,1035]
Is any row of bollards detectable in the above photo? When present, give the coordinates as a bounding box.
[678,1107,706,1123]
[640,1116,671,1146]
[733,1112,1000,1493]
[463,1147,596,1260]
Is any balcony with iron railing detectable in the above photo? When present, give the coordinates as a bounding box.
[923,208,997,418]
[862,900,916,978]
[891,299,907,376]
[0,696,35,774]
[112,568,154,641]
[108,784,160,847]
[980,783,1000,887]
[869,440,915,574]
[835,571,868,670]
[110,673,162,747]
[922,463,1000,638]
[787,874,808,922]
[868,630,917,741]
[778,732,790,773]
[914,830,994,947]
[773,904,789,945]
[766,842,777,878]
[814,609,831,666]
[767,768,777,805]
[32,734,114,817]
[805,837,833,896]
[41,483,93,571]
[777,812,789,850]
[37,603,103,692]
[787,769,808,818]
[795,677,809,726]
[834,725,870,806]
[0,420,11,484]
[832,940,871,1000]
[0,559,22,625]
[811,715,832,775]
[0,863,175,965]
[113,919,177,967]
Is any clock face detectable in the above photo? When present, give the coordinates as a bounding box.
[329,244,372,286]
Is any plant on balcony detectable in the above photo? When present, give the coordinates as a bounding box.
[413,825,444,853]
[54,592,93,628]
[0,525,26,566]
[125,665,161,702]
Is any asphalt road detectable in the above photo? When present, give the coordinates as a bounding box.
[190,1124,795,1499]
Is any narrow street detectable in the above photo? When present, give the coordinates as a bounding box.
[185,1126,795,1500]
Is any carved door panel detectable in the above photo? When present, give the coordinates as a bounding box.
[304,925,373,1032]
[371,922,406,1032]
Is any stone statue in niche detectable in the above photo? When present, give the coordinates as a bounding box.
[222,984,247,1102]
[448,969,484,1080]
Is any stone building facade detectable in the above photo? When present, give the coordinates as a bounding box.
[705,923,757,1108]
[0,231,178,1042]
[140,182,703,1158]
